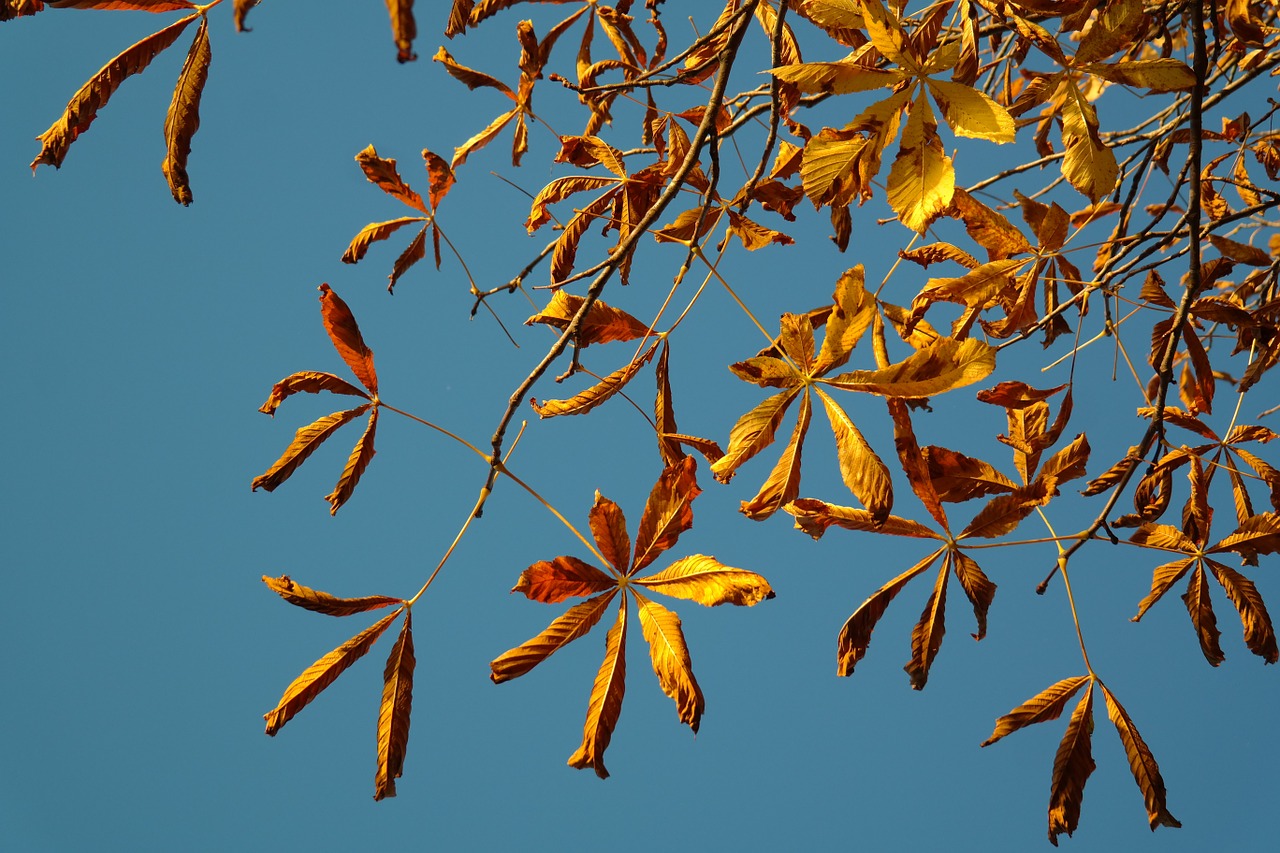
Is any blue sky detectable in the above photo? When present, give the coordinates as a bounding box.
[2,3,1277,851]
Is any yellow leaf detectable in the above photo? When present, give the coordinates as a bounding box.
[1047,683,1096,846]
[432,45,513,96]
[526,175,619,233]
[710,388,800,483]
[633,554,774,607]
[927,79,1015,142]
[264,608,403,735]
[374,613,415,800]
[886,95,955,233]
[633,591,704,732]
[825,336,996,397]
[1083,59,1196,93]
[568,598,627,778]
[525,291,651,345]
[252,405,371,494]
[910,258,1025,327]
[741,390,812,520]
[728,356,803,389]
[632,456,700,574]
[1099,683,1181,831]
[160,17,210,205]
[1061,93,1118,203]
[770,59,901,94]
[531,342,658,418]
[858,0,910,68]
[785,497,942,540]
[261,574,402,617]
[1206,559,1278,663]
[384,0,417,63]
[451,107,518,169]
[815,387,892,523]
[814,266,876,374]
[491,591,618,684]
[325,407,378,515]
[31,13,198,171]
[981,675,1090,747]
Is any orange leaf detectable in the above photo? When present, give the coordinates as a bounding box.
[741,390,812,521]
[785,498,942,540]
[1047,683,1096,846]
[387,225,427,293]
[318,284,378,395]
[1131,557,1196,622]
[353,144,427,213]
[568,598,627,778]
[981,675,1090,747]
[525,291,650,345]
[251,405,371,494]
[588,492,631,574]
[837,550,942,677]
[233,0,258,31]
[264,608,402,735]
[49,1,194,9]
[1182,564,1225,666]
[633,554,774,607]
[951,550,996,640]
[341,217,428,265]
[261,575,402,617]
[1099,684,1181,831]
[31,13,198,171]
[258,371,369,416]
[422,148,455,210]
[513,556,617,603]
[887,397,949,531]
[160,16,210,205]
[490,592,618,683]
[432,45,514,97]
[531,342,657,418]
[922,445,1017,502]
[633,591,704,733]
[655,341,684,468]
[374,613,415,800]
[1209,512,1280,563]
[904,558,949,689]
[825,337,997,398]
[384,0,417,63]
[526,175,619,233]
[325,407,378,515]
[958,485,1045,540]
[632,456,700,574]
[814,266,876,375]
[710,389,800,483]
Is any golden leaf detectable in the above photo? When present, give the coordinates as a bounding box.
[815,388,892,524]
[825,336,996,398]
[926,79,1015,142]
[353,144,427,213]
[948,188,1033,259]
[589,492,631,574]
[1036,433,1091,495]
[951,550,996,640]
[770,60,901,94]
[1182,565,1225,666]
[814,266,876,374]
[837,550,941,677]
[1098,684,1181,831]
[958,486,1044,540]
[384,0,417,63]
[785,498,942,541]
[886,397,948,531]
[633,591,704,733]
[1061,93,1118,203]
[1083,59,1196,93]
[976,380,1067,409]
[531,342,658,418]
[655,341,685,468]
[31,13,198,171]
[325,407,378,515]
[981,675,1090,747]
[524,291,651,345]
[910,258,1025,329]
[513,556,618,603]
[264,608,403,735]
[741,390,812,520]
[1047,683,1096,846]
[633,554,775,607]
[526,175,618,232]
[374,613,415,800]
[1130,523,1197,554]
[341,217,428,265]
[632,456,700,574]
[1206,559,1278,663]
[728,356,803,389]
[922,445,1017,502]
[261,575,403,617]
[432,45,514,96]
[710,389,800,483]
[885,95,954,233]
[1208,234,1272,267]
[1226,0,1266,45]
[251,405,371,493]
[49,1,194,9]
[904,558,948,689]
[160,16,210,205]
[568,599,627,778]
[318,284,379,394]
[258,371,369,416]
[422,148,454,210]
[388,224,427,293]
[491,592,618,684]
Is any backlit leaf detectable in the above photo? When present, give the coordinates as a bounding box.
[1099,684,1180,831]
[886,95,954,233]
[815,387,892,523]
[634,591,703,733]
[785,498,942,540]
[491,592,618,685]
[904,559,948,689]
[252,405,371,494]
[318,284,378,394]
[952,551,996,640]
[632,456,700,574]
[325,408,378,515]
[826,337,996,398]
[160,16,209,206]
[374,613,415,800]
[568,599,627,778]
[634,554,775,607]
[1132,557,1195,622]
[837,549,941,677]
[814,266,876,374]
[1206,559,1278,663]
[532,342,658,418]
[1209,513,1280,562]
[741,390,812,520]
[589,492,631,574]
[886,397,948,531]
[31,13,198,171]
[384,0,416,63]
[981,675,1090,747]
[264,608,402,735]
[1181,565,1225,666]
[341,217,427,265]
[711,389,800,483]
[927,79,1015,142]
[354,144,427,213]
[258,371,369,416]
[387,225,426,292]
[1084,59,1195,93]
[1047,683,1096,846]
[525,291,651,345]
[261,575,402,617]
[513,556,618,603]
[922,445,1017,502]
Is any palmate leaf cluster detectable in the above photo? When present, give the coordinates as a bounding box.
[6,0,1280,845]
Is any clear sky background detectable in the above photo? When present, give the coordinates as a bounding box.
[2,3,1277,851]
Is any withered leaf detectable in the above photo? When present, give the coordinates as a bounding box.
[354,144,427,213]
[258,371,369,416]
[31,13,198,171]
[632,456,700,574]
[264,608,403,735]
[513,556,618,603]
[633,554,774,607]
[261,575,403,617]
[318,284,378,395]
[531,341,658,418]
[341,217,428,265]
[976,381,1067,409]
[252,405,371,494]
[567,599,627,778]
[325,407,378,515]
[385,0,417,63]
[1132,557,1196,622]
[710,389,800,483]
[982,675,1091,747]
[837,549,942,677]
[634,591,704,733]
[1099,684,1181,831]
[1209,512,1280,563]
[1206,559,1278,663]
[422,149,455,210]
[951,550,996,640]
[160,16,210,205]
[785,498,942,541]
[886,397,948,532]
[922,445,1017,502]
[525,291,651,345]
[815,388,892,524]
[490,591,618,683]
[374,613,415,800]
[825,337,997,398]
[740,390,811,520]
[233,0,259,31]
[1182,564,1225,666]
[1047,683,1096,846]
[588,491,631,575]
[388,225,427,292]
[904,559,948,690]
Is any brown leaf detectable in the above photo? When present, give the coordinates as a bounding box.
[384,0,417,63]
[261,575,402,617]
[31,13,198,171]
[354,144,427,213]
[825,337,997,398]
[922,446,1017,502]
[568,598,627,778]
[1047,683,1096,846]
[1182,564,1225,666]
[785,498,942,541]
[532,342,658,418]
[633,591,703,733]
[525,291,651,345]
[710,389,800,483]
[341,217,427,265]
[160,16,210,205]
[741,390,812,521]
[633,554,774,607]
[325,407,378,515]
[318,284,378,394]
[981,675,1090,747]
[252,405,371,494]
[374,613,415,800]
[951,550,996,640]
[837,550,942,677]
[388,226,427,293]
[1099,684,1181,831]
[233,0,259,31]
[588,492,631,574]
[904,559,948,690]
[1206,559,1279,663]
[958,486,1044,540]
[422,149,455,209]
[491,592,617,683]
[655,341,684,468]
[976,381,1067,409]
[513,556,617,603]
[1132,557,1196,622]
[258,371,369,416]
[886,397,948,531]
[264,608,402,735]
[1208,512,1280,562]
[814,266,876,374]
[632,457,700,574]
